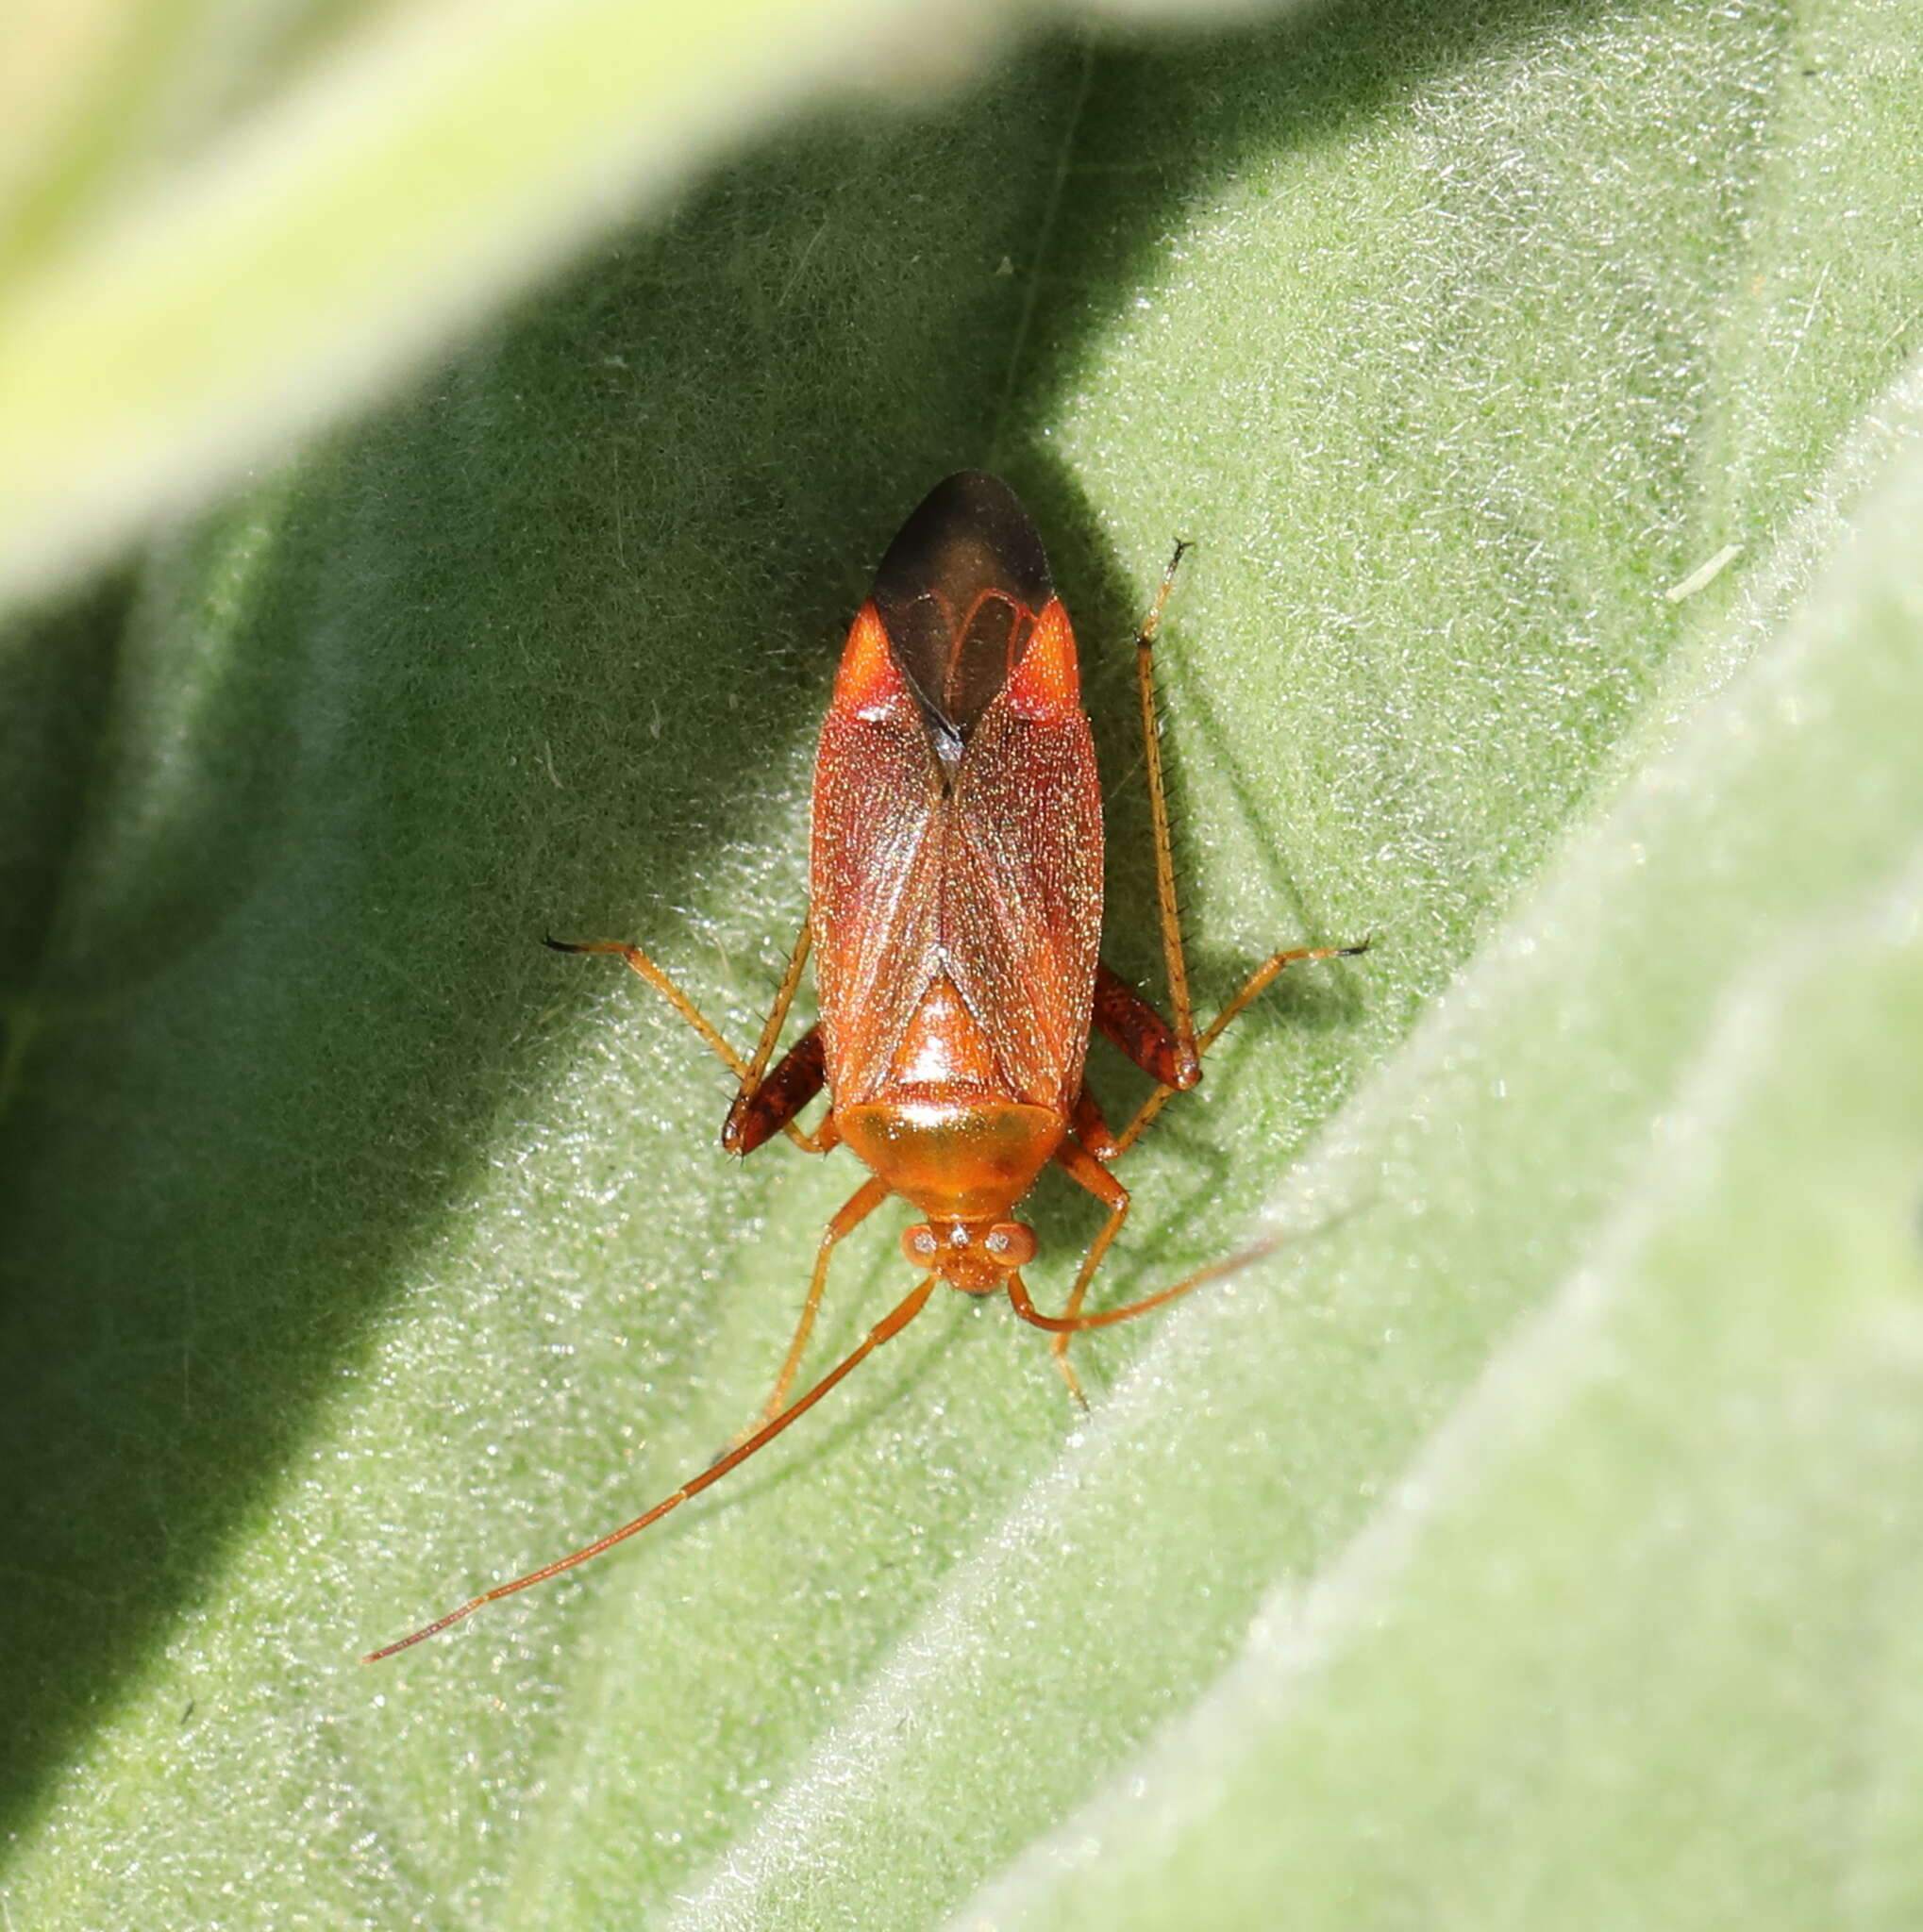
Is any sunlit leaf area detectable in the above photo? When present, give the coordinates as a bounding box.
[2,0,1919,1924]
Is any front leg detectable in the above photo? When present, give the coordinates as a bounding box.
[1042,1135,1132,1409]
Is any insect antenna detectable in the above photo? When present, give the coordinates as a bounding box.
[364,1273,937,1660]
[1004,1235,1279,1336]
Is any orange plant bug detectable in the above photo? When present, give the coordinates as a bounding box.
[365,472,1368,1660]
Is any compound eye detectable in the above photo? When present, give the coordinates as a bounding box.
[902,1225,941,1267]
[982,1223,1037,1269]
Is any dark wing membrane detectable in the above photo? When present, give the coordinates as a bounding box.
[942,696,1104,1110]
[872,474,1053,744]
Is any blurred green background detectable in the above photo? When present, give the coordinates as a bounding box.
[2,0,1921,1925]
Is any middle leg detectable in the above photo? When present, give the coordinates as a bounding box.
[1110,937,1372,1158]
[549,921,834,1154]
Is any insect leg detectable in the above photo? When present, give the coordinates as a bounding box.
[1092,963,1196,1091]
[724,1026,829,1156]
[1068,1081,1120,1161]
[364,1271,937,1661]
[1041,1137,1132,1408]
[1131,539,1203,1089]
[546,922,830,1154]
[720,1174,892,1453]
[1110,937,1373,1158]
[1118,540,1371,1153]
[730,918,816,1125]
[1193,937,1375,1063]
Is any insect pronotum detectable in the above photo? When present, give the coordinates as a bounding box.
[366,472,1367,1659]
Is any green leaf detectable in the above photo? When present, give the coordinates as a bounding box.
[4,1,1921,1927]
[0,0,1069,608]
